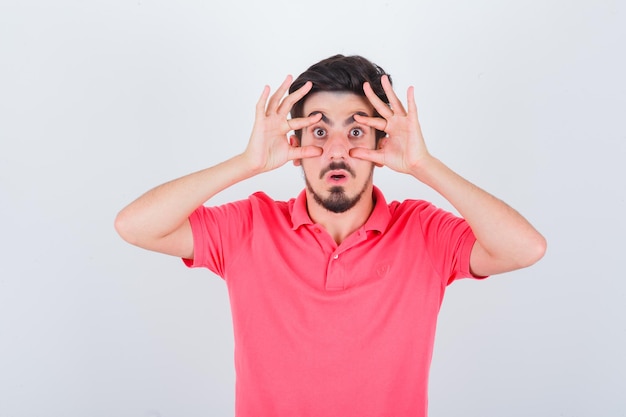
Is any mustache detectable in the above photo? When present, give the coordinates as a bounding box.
[319,161,356,179]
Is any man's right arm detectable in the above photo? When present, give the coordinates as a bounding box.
[114,154,259,259]
[114,76,322,260]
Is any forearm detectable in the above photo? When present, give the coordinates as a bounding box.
[115,78,322,256]
[115,153,256,246]
[353,77,545,274]
[412,156,546,274]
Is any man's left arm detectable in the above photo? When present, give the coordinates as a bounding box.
[407,155,546,277]
[351,75,546,277]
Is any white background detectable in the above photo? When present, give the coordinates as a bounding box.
[1,0,625,416]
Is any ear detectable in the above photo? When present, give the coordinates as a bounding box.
[289,134,302,166]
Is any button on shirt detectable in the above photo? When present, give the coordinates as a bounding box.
[184,186,482,417]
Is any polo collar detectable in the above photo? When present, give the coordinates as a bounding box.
[290,186,391,233]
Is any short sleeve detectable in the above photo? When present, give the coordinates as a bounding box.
[182,199,253,278]
[417,202,484,285]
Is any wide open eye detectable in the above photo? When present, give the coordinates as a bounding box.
[313,127,327,138]
[350,128,364,138]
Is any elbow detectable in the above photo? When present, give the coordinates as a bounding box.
[114,208,138,245]
[520,233,547,268]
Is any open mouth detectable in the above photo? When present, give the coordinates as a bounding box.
[321,163,354,184]
[326,171,350,184]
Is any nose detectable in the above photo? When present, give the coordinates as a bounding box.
[324,133,351,159]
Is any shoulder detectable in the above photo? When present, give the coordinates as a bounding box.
[249,191,291,213]
[387,198,438,218]
[190,192,293,241]
[244,191,297,229]
[386,198,467,235]
[192,192,292,224]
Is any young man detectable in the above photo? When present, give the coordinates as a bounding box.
[115,55,546,417]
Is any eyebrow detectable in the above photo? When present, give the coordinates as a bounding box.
[307,111,370,127]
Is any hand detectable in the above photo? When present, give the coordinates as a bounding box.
[243,75,322,173]
[350,75,431,176]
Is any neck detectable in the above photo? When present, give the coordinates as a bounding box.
[305,186,375,245]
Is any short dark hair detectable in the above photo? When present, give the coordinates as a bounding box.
[289,54,391,141]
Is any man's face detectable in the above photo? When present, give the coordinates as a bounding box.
[294,91,378,213]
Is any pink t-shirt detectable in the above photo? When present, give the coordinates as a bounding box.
[184,186,481,417]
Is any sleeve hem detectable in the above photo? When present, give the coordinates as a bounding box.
[180,207,204,269]
[464,233,489,280]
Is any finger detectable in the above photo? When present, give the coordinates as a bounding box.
[266,75,293,114]
[288,144,323,161]
[349,147,385,166]
[363,81,393,119]
[406,85,419,121]
[255,85,271,121]
[277,80,313,116]
[287,112,322,131]
[381,74,406,115]
[353,113,387,132]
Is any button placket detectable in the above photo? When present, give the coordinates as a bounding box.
[322,227,370,291]
[325,250,344,290]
